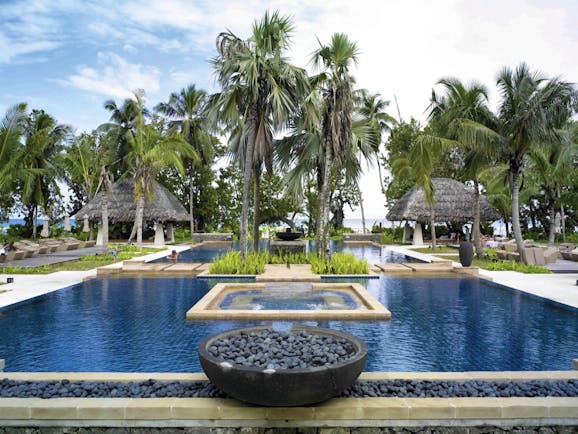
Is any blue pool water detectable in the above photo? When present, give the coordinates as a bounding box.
[166,240,420,264]
[219,289,360,310]
[0,276,576,372]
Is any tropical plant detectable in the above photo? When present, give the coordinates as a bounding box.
[0,103,26,219]
[458,63,577,261]
[124,91,196,246]
[310,33,359,256]
[209,11,309,257]
[20,109,70,238]
[427,78,496,257]
[155,85,210,235]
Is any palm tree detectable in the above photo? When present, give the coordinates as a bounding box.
[311,33,359,256]
[461,64,577,261]
[21,109,70,238]
[527,130,577,246]
[102,97,143,175]
[0,103,26,192]
[125,92,196,246]
[356,90,397,232]
[427,78,496,257]
[155,85,207,235]
[209,11,308,257]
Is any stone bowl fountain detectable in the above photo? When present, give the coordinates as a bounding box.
[275,231,303,241]
[198,325,367,406]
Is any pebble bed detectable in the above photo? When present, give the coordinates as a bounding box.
[0,378,577,399]
[207,329,357,369]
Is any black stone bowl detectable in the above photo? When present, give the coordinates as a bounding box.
[198,325,367,406]
[275,231,302,241]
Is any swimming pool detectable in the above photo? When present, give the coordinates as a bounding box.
[1,275,576,372]
[165,240,421,264]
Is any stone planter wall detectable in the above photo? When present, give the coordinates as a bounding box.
[192,233,234,243]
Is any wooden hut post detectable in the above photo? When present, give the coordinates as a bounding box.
[166,223,175,243]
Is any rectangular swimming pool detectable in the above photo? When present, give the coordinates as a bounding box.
[0,275,576,372]
[156,240,422,264]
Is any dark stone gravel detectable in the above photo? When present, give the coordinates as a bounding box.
[0,378,577,399]
[207,328,357,369]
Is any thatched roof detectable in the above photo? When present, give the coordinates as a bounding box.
[386,178,500,223]
[73,180,191,222]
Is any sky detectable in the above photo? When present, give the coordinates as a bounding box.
[1,0,577,221]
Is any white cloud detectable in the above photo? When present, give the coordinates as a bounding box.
[63,52,160,99]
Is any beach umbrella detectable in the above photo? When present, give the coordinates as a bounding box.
[82,215,90,233]
[63,215,71,232]
[40,216,49,238]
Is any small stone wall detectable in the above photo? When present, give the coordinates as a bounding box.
[192,233,234,243]
[343,233,383,243]
[1,426,576,433]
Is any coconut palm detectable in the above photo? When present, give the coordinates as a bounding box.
[125,92,196,246]
[427,78,497,257]
[20,109,70,238]
[209,11,308,257]
[311,33,359,256]
[458,64,577,261]
[527,129,577,246]
[0,103,26,192]
[356,90,397,232]
[155,85,207,235]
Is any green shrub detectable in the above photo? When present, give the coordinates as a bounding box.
[310,252,369,275]
[269,252,309,265]
[564,232,578,243]
[479,260,551,274]
[209,251,268,275]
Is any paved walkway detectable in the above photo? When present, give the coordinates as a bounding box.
[0,246,106,268]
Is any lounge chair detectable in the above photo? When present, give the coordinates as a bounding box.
[18,240,50,254]
[12,242,39,258]
[543,247,559,264]
[560,243,576,260]
[2,251,26,261]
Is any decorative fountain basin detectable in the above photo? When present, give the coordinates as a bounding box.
[275,231,303,241]
[198,325,368,406]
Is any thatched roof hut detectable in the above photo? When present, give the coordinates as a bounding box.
[386,178,499,223]
[73,180,191,222]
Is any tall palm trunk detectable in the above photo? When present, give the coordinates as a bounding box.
[252,168,261,252]
[32,208,38,239]
[377,159,386,196]
[357,183,366,233]
[317,147,333,257]
[547,203,556,248]
[472,177,484,257]
[189,174,195,237]
[240,109,258,259]
[430,207,437,250]
[510,169,525,262]
[134,195,145,246]
[101,191,109,251]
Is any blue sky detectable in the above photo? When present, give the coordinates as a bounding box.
[1,0,577,219]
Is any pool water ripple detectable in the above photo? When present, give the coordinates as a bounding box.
[0,275,577,372]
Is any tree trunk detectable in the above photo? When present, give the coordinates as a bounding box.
[317,147,333,257]
[127,222,137,244]
[510,169,525,263]
[358,183,366,234]
[32,208,37,240]
[377,158,386,196]
[240,111,257,259]
[252,168,261,253]
[472,177,484,257]
[135,195,145,246]
[547,203,556,248]
[101,191,109,251]
[430,207,437,250]
[189,175,195,238]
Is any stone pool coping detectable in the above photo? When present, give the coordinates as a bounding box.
[0,371,576,428]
